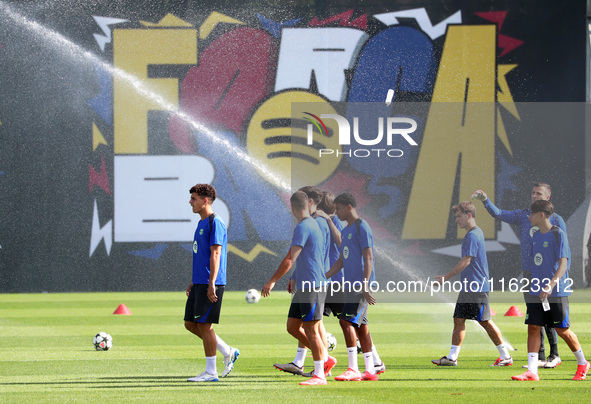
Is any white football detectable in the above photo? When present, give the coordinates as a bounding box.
[93,332,113,351]
[245,289,261,304]
[327,332,337,351]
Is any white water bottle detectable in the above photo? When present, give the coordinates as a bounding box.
[542,298,550,311]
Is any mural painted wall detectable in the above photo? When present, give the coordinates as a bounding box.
[0,0,587,293]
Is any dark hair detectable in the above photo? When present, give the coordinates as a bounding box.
[533,182,551,194]
[317,192,336,215]
[189,184,216,201]
[452,201,476,218]
[290,191,309,211]
[299,186,323,204]
[334,192,357,208]
[530,200,554,217]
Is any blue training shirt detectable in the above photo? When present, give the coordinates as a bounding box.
[328,215,345,282]
[530,227,571,297]
[313,214,331,274]
[340,218,376,287]
[291,217,327,290]
[192,214,227,285]
[483,199,566,273]
[460,227,490,293]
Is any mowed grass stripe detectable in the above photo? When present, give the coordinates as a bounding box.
[1,291,591,403]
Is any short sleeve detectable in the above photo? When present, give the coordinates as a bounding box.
[292,222,308,248]
[462,232,479,258]
[210,218,226,246]
[557,229,570,260]
[359,222,373,251]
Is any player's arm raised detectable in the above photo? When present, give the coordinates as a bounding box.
[471,190,488,202]
[472,189,519,224]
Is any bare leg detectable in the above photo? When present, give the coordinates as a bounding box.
[319,321,328,354]
[527,325,542,353]
[339,318,357,348]
[556,327,581,352]
[197,322,217,357]
[451,318,466,346]
[287,317,309,348]
[355,324,372,352]
[185,321,202,338]
[302,320,324,361]
[478,320,503,345]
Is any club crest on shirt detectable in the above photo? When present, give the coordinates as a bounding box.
[199,229,204,235]
[543,241,548,248]
[348,233,352,240]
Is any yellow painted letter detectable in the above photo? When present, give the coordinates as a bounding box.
[113,29,197,154]
[403,25,496,239]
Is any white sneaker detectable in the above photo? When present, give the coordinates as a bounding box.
[187,372,219,382]
[222,347,240,377]
[521,359,546,369]
[543,355,562,368]
[432,356,457,366]
[375,362,386,374]
[274,362,304,375]
[490,357,513,367]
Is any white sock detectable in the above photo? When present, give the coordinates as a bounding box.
[496,344,510,360]
[372,345,382,365]
[448,345,461,361]
[216,336,231,357]
[294,347,307,368]
[573,348,587,366]
[363,352,375,374]
[323,347,329,362]
[206,356,217,375]
[347,346,358,371]
[313,360,325,379]
[528,352,539,374]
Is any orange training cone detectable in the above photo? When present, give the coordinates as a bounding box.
[490,307,496,316]
[504,306,524,317]
[113,304,132,315]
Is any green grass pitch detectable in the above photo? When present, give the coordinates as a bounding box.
[1,290,591,403]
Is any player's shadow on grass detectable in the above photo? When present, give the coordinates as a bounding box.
[0,378,180,387]
[90,375,299,387]
[96,377,182,384]
[373,377,511,382]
